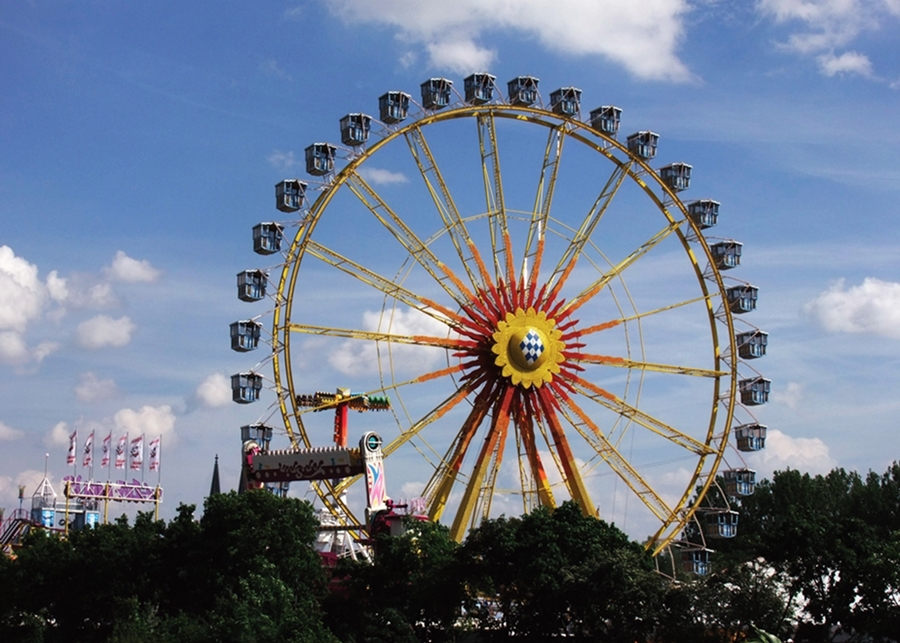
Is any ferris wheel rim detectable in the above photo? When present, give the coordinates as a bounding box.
[270,100,738,552]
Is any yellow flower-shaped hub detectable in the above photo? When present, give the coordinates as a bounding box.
[491,307,565,388]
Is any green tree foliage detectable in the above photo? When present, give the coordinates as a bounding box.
[324,518,465,643]
[0,491,335,643]
[458,501,665,642]
[718,465,900,643]
[656,562,792,643]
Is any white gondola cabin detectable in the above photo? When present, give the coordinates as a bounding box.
[550,87,581,117]
[421,78,452,110]
[507,76,539,106]
[734,423,767,452]
[727,284,758,313]
[589,106,622,136]
[737,330,768,359]
[275,179,306,213]
[340,113,372,146]
[710,241,742,270]
[305,143,336,176]
[660,163,692,192]
[739,377,771,405]
[253,222,284,255]
[464,73,496,105]
[687,199,719,229]
[626,131,659,160]
[241,423,274,449]
[231,372,262,404]
[680,547,710,575]
[237,269,267,302]
[230,320,262,352]
[723,468,757,496]
[704,510,739,539]
[379,91,410,124]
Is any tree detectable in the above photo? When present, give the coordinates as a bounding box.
[719,465,900,643]
[459,501,665,642]
[324,518,465,643]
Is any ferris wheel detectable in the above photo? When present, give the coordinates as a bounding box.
[232,74,770,555]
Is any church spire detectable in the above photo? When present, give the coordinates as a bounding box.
[209,454,221,496]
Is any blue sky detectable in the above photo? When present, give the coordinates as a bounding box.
[1,1,899,537]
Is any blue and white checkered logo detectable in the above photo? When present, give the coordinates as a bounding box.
[518,330,545,365]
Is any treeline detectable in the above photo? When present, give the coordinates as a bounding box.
[1,464,899,643]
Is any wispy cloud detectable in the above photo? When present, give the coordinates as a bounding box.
[259,58,292,81]
[267,150,299,172]
[75,372,121,403]
[0,420,24,441]
[757,0,899,80]
[358,167,409,185]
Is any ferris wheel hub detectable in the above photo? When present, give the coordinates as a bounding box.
[491,307,565,389]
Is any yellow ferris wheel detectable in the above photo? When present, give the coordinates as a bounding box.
[232,74,769,555]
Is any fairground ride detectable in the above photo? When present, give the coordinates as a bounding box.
[230,74,770,559]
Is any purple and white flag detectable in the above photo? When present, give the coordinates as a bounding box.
[82,431,94,468]
[149,436,161,472]
[67,430,77,466]
[130,435,144,471]
[100,432,112,468]
[115,434,127,470]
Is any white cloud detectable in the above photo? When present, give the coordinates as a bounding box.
[817,50,874,77]
[268,150,299,172]
[804,278,900,338]
[757,0,898,78]
[114,405,177,445]
[0,245,59,333]
[426,39,496,75]
[748,428,837,477]
[358,167,410,185]
[329,307,450,376]
[771,381,802,409]
[195,373,232,408]
[0,331,29,364]
[0,420,24,441]
[75,372,121,403]
[327,0,694,82]
[106,251,161,283]
[76,315,136,349]
[45,421,71,447]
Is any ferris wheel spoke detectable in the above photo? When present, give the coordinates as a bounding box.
[548,382,676,524]
[541,162,631,310]
[535,386,597,516]
[285,322,474,351]
[305,240,484,336]
[568,353,727,378]
[565,374,715,456]
[516,395,556,509]
[425,379,500,522]
[523,126,565,304]
[343,171,483,314]
[405,126,483,293]
[449,385,514,540]
[477,113,516,290]
[553,219,682,321]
